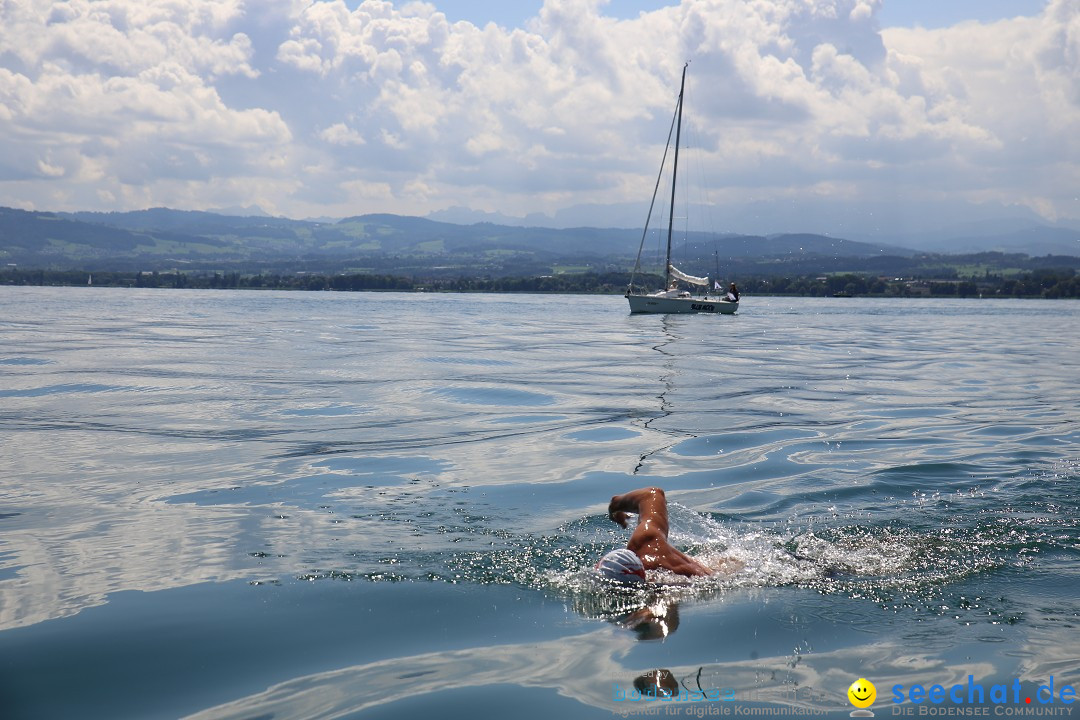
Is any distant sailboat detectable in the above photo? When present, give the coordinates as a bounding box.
[87,274,92,286]
[626,65,737,315]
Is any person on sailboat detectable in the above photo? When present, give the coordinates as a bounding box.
[725,283,740,303]
[595,487,713,580]
[651,281,690,299]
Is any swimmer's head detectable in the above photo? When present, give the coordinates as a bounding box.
[595,549,647,584]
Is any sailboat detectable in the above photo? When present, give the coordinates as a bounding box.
[626,64,738,315]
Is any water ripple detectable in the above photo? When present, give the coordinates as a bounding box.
[0,288,1077,694]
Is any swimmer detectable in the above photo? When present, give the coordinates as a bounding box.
[596,487,737,582]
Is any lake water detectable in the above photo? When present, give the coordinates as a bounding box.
[0,287,1077,719]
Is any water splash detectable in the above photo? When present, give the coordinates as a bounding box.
[289,486,1079,631]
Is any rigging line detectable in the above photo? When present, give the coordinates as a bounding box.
[683,78,713,212]
[679,71,692,264]
[628,77,682,294]
[683,76,723,283]
[665,63,687,291]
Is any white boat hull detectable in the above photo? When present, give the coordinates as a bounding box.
[627,294,738,314]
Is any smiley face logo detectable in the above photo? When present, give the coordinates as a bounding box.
[848,678,876,709]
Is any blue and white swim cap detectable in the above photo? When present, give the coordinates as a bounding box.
[595,549,647,583]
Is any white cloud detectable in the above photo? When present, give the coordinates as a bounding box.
[0,0,292,211]
[0,0,1075,228]
[320,122,367,146]
[882,0,1080,219]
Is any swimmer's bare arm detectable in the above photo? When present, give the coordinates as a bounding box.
[608,487,670,533]
[608,487,711,577]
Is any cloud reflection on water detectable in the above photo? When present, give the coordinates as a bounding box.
[0,290,1077,717]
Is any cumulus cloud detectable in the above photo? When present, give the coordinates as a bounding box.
[0,0,292,211]
[0,0,1075,227]
[883,1,1080,218]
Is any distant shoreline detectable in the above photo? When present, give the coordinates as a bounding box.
[2,270,1076,300]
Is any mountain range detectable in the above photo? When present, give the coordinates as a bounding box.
[1,205,1077,277]
[429,204,1080,257]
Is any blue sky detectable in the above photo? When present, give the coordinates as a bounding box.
[0,0,1075,235]
[877,0,1048,27]
[431,0,671,27]
[431,0,1050,30]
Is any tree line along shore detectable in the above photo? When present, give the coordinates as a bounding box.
[2,268,1079,298]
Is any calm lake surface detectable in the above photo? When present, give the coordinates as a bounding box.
[1,287,1078,719]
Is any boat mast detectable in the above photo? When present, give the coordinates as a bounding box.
[665,63,687,290]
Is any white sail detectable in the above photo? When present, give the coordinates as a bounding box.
[668,264,708,287]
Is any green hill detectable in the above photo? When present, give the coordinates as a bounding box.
[4,206,1075,282]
